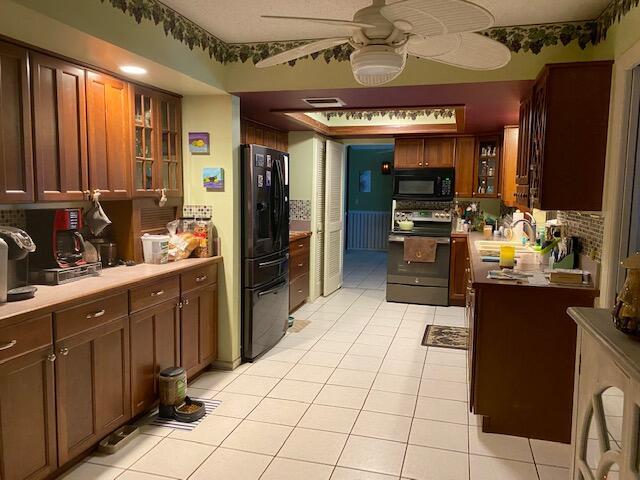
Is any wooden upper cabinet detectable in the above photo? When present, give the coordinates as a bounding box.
[86,71,131,199]
[424,137,455,168]
[133,86,159,196]
[394,138,424,168]
[241,119,288,151]
[501,126,519,208]
[157,93,182,197]
[133,88,182,198]
[31,53,88,201]
[519,62,612,211]
[454,136,475,197]
[473,135,502,198]
[0,41,34,203]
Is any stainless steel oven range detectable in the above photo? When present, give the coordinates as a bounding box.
[387,208,452,306]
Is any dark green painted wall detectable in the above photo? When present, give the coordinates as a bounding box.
[347,145,394,212]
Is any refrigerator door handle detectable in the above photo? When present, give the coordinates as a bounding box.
[258,254,290,268]
[258,280,288,297]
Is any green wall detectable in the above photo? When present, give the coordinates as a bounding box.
[347,145,394,212]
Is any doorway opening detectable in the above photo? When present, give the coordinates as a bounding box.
[343,144,394,289]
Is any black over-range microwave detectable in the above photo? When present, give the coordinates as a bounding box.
[392,168,455,201]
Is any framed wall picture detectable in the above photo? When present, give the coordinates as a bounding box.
[189,132,210,155]
[203,167,224,190]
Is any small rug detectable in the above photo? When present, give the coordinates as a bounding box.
[422,325,469,350]
[149,398,222,431]
[288,319,311,333]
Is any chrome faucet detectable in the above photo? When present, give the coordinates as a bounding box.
[511,218,537,246]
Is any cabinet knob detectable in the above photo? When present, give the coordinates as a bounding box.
[59,347,69,356]
[497,193,502,198]
[452,240,457,244]
[47,353,57,362]
[297,263,304,267]
[425,162,429,166]
[195,275,207,283]
[151,290,165,297]
[418,162,423,166]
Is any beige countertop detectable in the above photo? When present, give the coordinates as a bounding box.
[466,232,598,291]
[0,256,222,323]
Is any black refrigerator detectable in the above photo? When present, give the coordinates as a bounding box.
[241,144,290,361]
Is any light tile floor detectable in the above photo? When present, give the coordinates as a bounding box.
[59,251,572,479]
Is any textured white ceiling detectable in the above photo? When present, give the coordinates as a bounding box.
[161,0,611,43]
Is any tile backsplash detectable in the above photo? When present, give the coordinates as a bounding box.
[290,200,311,221]
[182,205,213,218]
[0,210,26,229]
[556,211,604,262]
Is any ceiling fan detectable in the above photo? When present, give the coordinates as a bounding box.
[256,0,511,87]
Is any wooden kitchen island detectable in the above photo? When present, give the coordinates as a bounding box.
[465,233,598,443]
[0,256,221,480]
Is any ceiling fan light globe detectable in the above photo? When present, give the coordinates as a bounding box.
[350,45,406,86]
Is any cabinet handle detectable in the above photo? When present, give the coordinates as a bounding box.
[297,263,304,267]
[195,275,207,283]
[151,290,165,297]
[86,309,105,319]
[59,347,69,356]
[297,289,303,293]
[298,243,304,248]
[0,340,16,351]
[47,353,56,362]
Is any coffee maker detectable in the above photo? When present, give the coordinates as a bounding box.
[26,209,101,285]
[0,227,36,302]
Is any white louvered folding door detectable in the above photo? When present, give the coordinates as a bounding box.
[323,139,346,295]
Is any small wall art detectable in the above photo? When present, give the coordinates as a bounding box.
[359,170,372,193]
[203,167,224,190]
[189,132,210,154]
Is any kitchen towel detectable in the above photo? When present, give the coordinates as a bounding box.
[403,237,437,263]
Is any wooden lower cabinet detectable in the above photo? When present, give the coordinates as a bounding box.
[55,317,131,464]
[0,345,57,480]
[130,300,180,416]
[448,234,469,306]
[289,235,311,313]
[0,260,220,479]
[180,284,218,378]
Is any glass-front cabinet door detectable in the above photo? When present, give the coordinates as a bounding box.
[134,87,157,195]
[158,95,182,197]
[473,135,501,198]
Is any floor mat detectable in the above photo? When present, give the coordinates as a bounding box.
[422,325,469,350]
[288,319,311,333]
[148,398,222,431]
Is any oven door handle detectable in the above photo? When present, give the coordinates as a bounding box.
[388,236,450,244]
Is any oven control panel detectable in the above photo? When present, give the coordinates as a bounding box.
[394,210,451,223]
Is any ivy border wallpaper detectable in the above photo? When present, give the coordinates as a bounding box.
[100,0,640,65]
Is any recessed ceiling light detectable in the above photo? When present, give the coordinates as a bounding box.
[120,65,147,75]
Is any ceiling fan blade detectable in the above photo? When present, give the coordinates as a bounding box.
[381,0,494,37]
[407,32,510,70]
[262,15,375,29]
[255,38,350,68]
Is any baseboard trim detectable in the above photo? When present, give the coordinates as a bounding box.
[212,357,242,371]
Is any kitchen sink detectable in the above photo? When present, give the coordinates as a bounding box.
[474,240,533,258]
